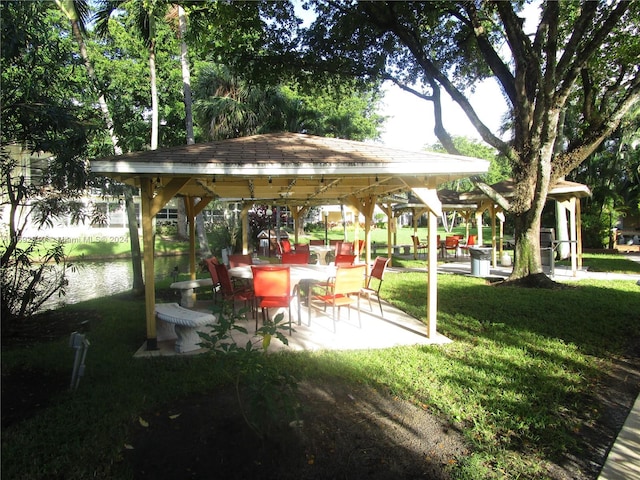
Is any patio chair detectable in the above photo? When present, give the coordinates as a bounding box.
[444,236,459,258]
[227,253,254,289]
[214,263,255,318]
[460,235,477,255]
[228,253,253,268]
[204,256,221,303]
[279,239,293,254]
[281,251,310,264]
[334,254,356,266]
[360,257,390,316]
[336,241,354,255]
[294,243,310,253]
[312,264,366,332]
[411,235,428,259]
[251,265,293,334]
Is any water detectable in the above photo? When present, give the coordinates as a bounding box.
[42,255,191,311]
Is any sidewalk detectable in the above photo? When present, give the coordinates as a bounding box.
[598,395,640,480]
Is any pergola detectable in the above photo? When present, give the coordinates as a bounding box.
[392,190,479,244]
[460,179,592,273]
[90,133,489,350]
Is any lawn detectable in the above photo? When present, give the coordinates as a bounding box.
[2,257,639,478]
[29,225,482,260]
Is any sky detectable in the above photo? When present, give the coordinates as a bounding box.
[377,80,509,152]
[376,2,541,153]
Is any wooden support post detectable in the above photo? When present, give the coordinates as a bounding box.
[491,205,497,268]
[576,198,583,270]
[427,210,438,339]
[569,198,577,276]
[241,204,250,254]
[140,179,157,350]
[184,197,197,281]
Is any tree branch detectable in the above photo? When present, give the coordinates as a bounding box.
[556,1,630,107]
[554,73,640,180]
[468,176,511,211]
[555,2,598,79]
[382,74,432,101]
[456,4,517,105]
[362,3,514,160]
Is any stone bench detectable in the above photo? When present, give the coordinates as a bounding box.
[155,303,217,353]
[169,278,213,308]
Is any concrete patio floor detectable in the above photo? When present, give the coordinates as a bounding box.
[135,296,451,358]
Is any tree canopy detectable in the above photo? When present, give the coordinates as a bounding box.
[215,0,640,280]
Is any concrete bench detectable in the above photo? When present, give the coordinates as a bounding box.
[155,303,217,353]
[169,278,213,308]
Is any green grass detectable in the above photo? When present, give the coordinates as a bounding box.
[557,253,640,274]
[25,225,484,260]
[3,259,640,478]
[308,225,488,246]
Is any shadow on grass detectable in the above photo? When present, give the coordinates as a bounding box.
[378,272,640,475]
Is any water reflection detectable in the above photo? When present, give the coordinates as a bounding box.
[42,256,191,311]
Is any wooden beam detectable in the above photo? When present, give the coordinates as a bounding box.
[410,188,443,217]
[150,177,191,217]
[379,203,394,267]
[427,210,438,338]
[346,195,376,266]
[241,204,250,254]
[576,198,583,270]
[192,196,214,217]
[183,197,197,282]
[140,178,157,350]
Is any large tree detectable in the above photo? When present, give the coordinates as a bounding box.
[218,1,640,282]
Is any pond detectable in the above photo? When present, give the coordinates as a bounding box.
[41,255,191,312]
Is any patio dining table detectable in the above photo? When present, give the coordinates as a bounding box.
[228,264,338,325]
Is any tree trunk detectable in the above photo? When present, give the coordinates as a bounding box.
[196,212,210,257]
[149,40,158,150]
[177,201,188,239]
[177,5,194,145]
[177,4,201,243]
[125,189,144,294]
[508,151,554,281]
[511,213,543,279]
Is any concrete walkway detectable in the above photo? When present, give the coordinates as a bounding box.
[135,297,450,357]
[598,394,640,480]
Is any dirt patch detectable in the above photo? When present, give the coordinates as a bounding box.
[493,272,572,289]
[123,381,467,480]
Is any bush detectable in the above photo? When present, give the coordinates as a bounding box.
[1,238,73,334]
[581,209,614,248]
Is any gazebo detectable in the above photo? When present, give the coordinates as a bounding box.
[90,133,489,350]
[392,189,479,258]
[460,179,592,273]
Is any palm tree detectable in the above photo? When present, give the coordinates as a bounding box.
[55,0,144,293]
[95,0,166,150]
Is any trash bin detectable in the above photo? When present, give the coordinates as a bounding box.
[470,247,492,277]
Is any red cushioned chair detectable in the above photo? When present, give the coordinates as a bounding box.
[251,265,293,334]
